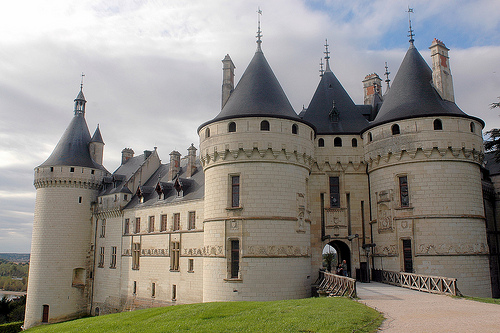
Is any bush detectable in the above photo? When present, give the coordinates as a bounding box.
[0,321,23,333]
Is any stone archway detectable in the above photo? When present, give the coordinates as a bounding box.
[329,240,351,277]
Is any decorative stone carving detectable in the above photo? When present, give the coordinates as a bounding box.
[137,248,169,257]
[417,243,489,255]
[183,245,224,257]
[377,203,393,232]
[245,245,310,257]
[373,244,397,256]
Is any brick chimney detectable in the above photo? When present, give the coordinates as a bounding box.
[430,38,455,102]
[186,144,197,178]
[362,73,382,105]
[221,54,235,109]
[121,148,134,165]
[168,150,181,181]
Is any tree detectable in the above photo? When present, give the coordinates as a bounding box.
[485,97,500,161]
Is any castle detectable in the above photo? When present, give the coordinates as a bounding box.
[24,25,500,328]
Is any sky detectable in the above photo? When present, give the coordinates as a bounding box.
[0,0,499,253]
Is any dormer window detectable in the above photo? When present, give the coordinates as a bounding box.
[260,120,270,131]
[228,122,236,133]
[391,124,400,135]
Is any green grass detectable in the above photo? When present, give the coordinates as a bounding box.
[454,295,500,305]
[26,297,383,333]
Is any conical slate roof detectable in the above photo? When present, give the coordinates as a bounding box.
[367,44,483,129]
[302,69,369,134]
[91,125,104,144]
[199,49,301,130]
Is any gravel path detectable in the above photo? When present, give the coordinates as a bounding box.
[357,282,500,332]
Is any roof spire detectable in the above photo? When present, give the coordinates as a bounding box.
[256,7,263,52]
[384,62,391,90]
[80,72,85,89]
[74,74,87,116]
[324,39,331,72]
[407,7,415,45]
[319,58,324,77]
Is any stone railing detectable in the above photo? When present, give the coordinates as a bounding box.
[317,271,357,298]
[373,269,461,296]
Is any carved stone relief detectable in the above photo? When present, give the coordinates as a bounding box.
[377,203,393,232]
[245,245,310,257]
[373,244,397,256]
[416,243,489,255]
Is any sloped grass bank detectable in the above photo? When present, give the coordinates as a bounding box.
[27,297,382,333]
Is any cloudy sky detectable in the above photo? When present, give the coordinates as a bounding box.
[1,0,499,253]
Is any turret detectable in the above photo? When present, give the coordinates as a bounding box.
[25,84,106,328]
[221,54,235,109]
[429,38,454,102]
[89,125,104,165]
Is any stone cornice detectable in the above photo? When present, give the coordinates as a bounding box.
[34,177,102,190]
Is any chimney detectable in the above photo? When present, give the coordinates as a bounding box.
[186,144,197,178]
[144,150,152,160]
[430,38,454,102]
[121,148,134,165]
[168,150,181,181]
[362,73,382,105]
[221,54,235,109]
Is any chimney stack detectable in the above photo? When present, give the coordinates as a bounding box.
[168,150,181,181]
[221,54,235,109]
[121,148,134,165]
[186,144,197,178]
[430,38,455,102]
[362,73,382,105]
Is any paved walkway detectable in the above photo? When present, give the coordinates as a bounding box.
[356,282,500,332]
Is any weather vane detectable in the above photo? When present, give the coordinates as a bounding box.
[324,39,331,71]
[319,58,324,77]
[256,7,263,51]
[384,62,391,89]
[80,72,85,89]
[407,7,415,45]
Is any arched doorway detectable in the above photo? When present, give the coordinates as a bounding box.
[328,240,351,277]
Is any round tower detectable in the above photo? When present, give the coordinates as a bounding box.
[25,87,106,328]
[198,30,315,301]
[362,42,491,297]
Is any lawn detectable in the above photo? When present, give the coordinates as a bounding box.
[26,297,383,333]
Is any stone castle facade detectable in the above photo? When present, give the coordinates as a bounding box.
[24,32,500,328]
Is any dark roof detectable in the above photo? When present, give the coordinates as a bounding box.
[39,113,104,169]
[75,89,85,101]
[483,153,500,176]
[124,157,205,209]
[365,45,484,130]
[301,70,369,134]
[199,50,302,131]
[99,153,148,196]
[90,125,104,144]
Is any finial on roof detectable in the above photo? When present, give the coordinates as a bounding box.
[80,72,85,90]
[407,7,415,45]
[74,74,87,116]
[319,58,324,77]
[324,39,331,71]
[256,7,263,52]
[384,62,391,89]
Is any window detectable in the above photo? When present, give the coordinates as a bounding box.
[78,196,82,204]
[135,217,141,234]
[352,138,358,147]
[133,281,137,295]
[188,211,196,230]
[228,122,236,132]
[230,240,240,278]
[173,213,180,231]
[329,177,340,208]
[42,305,49,323]
[318,138,325,147]
[292,124,298,134]
[91,169,95,175]
[132,243,140,270]
[98,247,105,268]
[172,285,177,301]
[433,119,443,130]
[231,175,240,207]
[399,176,409,207]
[50,167,54,172]
[151,283,156,297]
[100,219,106,238]
[160,215,167,232]
[171,241,180,271]
[260,120,270,131]
[124,218,130,234]
[206,128,210,138]
[70,167,75,172]
[188,259,194,272]
[110,246,117,268]
[148,216,155,233]
[124,194,128,201]
[368,132,373,142]
[334,137,342,147]
[391,124,400,135]
[72,268,85,286]
[470,122,475,133]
